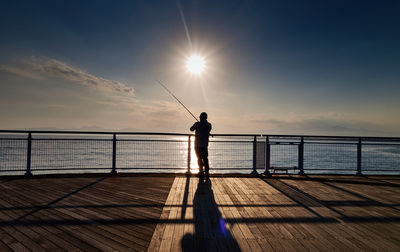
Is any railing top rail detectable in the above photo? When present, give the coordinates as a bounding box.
[0,130,190,136]
[0,130,399,141]
[262,134,400,141]
[0,130,259,137]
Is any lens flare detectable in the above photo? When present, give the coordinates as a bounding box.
[186,54,205,75]
[219,218,228,237]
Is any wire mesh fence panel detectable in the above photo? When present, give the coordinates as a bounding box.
[207,140,253,173]
[304,143,357,174]
[116,139,188,173]
[256,141,265,172]
[362,143,400,175]
[0,137,27,175]
[270,143,298,173]
[31,139,112,174]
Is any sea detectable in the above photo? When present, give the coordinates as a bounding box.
[0,134,399,176]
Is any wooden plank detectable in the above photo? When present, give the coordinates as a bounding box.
[149,176,181,252]
[147,177,179,251]
[213,178,252,251]
[0,231,29,252]
[158,176,182,252]
[170,177,186,252]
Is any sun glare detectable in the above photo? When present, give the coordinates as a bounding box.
[186,54,205,75]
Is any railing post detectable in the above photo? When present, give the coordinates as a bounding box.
[357,138,362,175]
[264,136,271,176]
[187,135,191,174]
[251,136,258,175]
[298,137,304,175]
[111,134,117,174]
[25,133,32,176]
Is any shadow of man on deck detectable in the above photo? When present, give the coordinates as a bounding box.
[181,179,241,251]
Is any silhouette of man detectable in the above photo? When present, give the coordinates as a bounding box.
[190,112,212,180]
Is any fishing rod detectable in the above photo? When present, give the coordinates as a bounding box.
[156,80,199,122]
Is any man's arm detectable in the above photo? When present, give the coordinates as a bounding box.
[190,122,197,132]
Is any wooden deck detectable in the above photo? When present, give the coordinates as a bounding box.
[149,175,400,251]
[0,175,174,251]
[0,175,400,251]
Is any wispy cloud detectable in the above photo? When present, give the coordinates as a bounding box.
[0,65,42,80]
[0,58,134,96]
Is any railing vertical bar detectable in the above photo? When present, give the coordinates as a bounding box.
[357,138,362,175]
[264,136,270,176]
[25,132,32,176]
[111,134,117,174]
[187,136,191,174]
[298,137,304,175]
[251,136,258,175]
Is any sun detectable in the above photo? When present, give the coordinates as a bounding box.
[186,54,205,75]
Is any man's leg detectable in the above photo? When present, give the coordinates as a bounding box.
[195,148,204,177]
[197,159,204,173]
[202,148,210,179]
[204,158,209,179]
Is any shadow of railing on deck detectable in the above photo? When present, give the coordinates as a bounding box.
[14,176,108,221]
[266,175,400,188]
[261,176,400,222]
[181,179,241,252]
[2,200,400,211]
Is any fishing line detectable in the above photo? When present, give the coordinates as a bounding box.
[156,80,199,122]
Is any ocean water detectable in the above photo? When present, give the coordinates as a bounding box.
[0,135,399,176]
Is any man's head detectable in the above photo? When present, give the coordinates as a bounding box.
[200,112,207,121]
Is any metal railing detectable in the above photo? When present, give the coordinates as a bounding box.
[0,130,399,176]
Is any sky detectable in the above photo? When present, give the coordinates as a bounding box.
[0,0,399,136]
